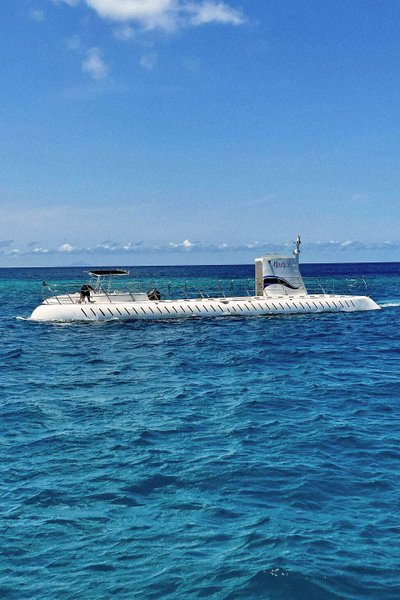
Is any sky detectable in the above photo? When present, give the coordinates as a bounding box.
[1,0,400,266]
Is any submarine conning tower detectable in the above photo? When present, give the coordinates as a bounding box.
[255,235,307,297]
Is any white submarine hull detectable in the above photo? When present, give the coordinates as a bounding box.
[30,293,380,322]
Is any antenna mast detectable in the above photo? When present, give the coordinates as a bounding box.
[293,235,301,260]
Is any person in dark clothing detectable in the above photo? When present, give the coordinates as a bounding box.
[79,284,94,303]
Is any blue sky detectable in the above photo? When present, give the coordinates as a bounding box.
[1,0,400,266]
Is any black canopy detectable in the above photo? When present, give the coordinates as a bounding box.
[88,269,129,277]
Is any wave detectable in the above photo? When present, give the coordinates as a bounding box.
[223,568,342,600]
[380,302,400,307]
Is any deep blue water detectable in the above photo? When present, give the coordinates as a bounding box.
[1,262,400,599]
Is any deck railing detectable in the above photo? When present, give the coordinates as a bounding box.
[42,276,369,305]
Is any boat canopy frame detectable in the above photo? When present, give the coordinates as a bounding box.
[87,269,130,292]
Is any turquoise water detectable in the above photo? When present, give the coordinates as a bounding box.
[1,263,400,599]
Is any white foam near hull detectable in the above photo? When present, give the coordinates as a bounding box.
[29,294,380,322]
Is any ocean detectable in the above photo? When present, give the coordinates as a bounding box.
[1,262,399,599]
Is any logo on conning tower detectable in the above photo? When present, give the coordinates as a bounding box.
[263,276,300,290]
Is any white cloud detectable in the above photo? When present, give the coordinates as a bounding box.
[85,0,177,30]
[96,241,118,250]
[188,1,244,25]
[82,47,109,79]
[122,241,143,250]
[30,9,45,22]
[139,53,157,70]
[58,243,76,252]
[62,0,245,31]
[66,34,82,51]
[113,24,136,40]
[168,239,196,249]
[32,247,50,253]
[310,239,400,253]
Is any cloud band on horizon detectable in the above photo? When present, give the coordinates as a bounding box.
[2,238,400,258]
